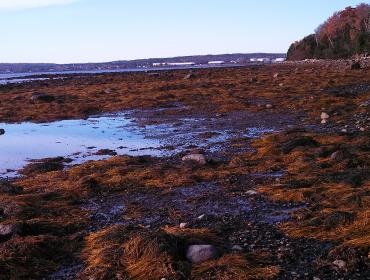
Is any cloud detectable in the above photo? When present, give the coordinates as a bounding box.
[0,0,81,10]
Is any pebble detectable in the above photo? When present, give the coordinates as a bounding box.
[333,259,346,270]
[231,245,243,251]
[246,190,258,195]
[197,214,206,220]
[265,104,273,109]
[321,112,330,120]
[179,223,188,229]
[184,73,195,79]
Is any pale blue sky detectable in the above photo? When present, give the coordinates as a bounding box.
[0,0,366,63]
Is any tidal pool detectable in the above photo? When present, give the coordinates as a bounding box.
[0,114,162,177]
[0,110,278,178]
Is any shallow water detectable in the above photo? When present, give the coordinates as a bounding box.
[0,64,240,85]
[0,110,278,178]
[0,114,162,177]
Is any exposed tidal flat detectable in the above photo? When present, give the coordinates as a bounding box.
[0,62,369,279]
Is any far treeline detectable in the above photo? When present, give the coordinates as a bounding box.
[288,3,370,60]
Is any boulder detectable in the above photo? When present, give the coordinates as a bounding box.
[0,129,4,135]
[186,244,219,264]
[182,154,207,165]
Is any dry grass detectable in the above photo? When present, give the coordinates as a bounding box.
[246,130,370,259]
[79,225,281,280]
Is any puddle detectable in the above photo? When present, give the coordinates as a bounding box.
[0,110,281,178]
[0,114,163,177]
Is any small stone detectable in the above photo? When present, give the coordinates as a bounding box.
[273,73,279,79]
[333,259,346,270]
[246,190,258,195]
[341,129,347,133]
[321,119,327,124]
[321,112,330,120]
[0,129,4,135]
[231,245,243,251]
[184,73,195,79]
[197,214,206,220]
[182,154,207,165]
[265,104,273,109]
[179,223,188,229]
[313,277,321,280]
[186,245,219,264]
[360,127,365,132]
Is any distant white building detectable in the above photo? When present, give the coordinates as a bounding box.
[208,61,225,65]
[250,58,258,62]
[274,58,286,62]
[167,62,195,66]
[257,58,271,63]
[152,62,165,67]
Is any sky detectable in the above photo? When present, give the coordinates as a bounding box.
[0,0,367,63]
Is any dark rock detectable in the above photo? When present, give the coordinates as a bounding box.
[323,211,355,228]
[281,136,319,153]
[0,129,4,135]
[20,157,71,176]
[330,150,352,161]
[95,149,117,156]
[350,61,361,70]
[31,92,56,102]
[0,181,22,194]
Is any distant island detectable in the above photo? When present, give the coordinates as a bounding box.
[0,53,286,74]
[288,3,370,60]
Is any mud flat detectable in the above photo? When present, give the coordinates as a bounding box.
[0,63,369,279]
